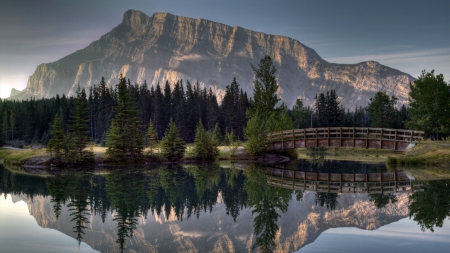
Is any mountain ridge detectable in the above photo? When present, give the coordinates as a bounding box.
[13,9,414,109]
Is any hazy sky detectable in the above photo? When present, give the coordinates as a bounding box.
[1,0,449,98]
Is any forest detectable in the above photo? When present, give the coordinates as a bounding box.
[0,78,409,148]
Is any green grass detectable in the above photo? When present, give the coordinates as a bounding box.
[297,147,395,163]
[387,141,450,167]
[0,148,49,165]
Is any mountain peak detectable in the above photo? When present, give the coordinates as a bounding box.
[122,9,150,27]
[19,10,414,109]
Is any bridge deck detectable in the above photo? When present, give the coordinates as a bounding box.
[266,168,423,193]
[267,127,424,151]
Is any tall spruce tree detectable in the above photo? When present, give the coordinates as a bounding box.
[160,119,186,161]
[314,90,343,127]
[245,56,291,155]
[68,87,93,163]
[106,74,144,162]
[290,98,311,129]
[47,114,65,161]
[147,119,158,155]
[192,121,219,160]
[366,91,398,128]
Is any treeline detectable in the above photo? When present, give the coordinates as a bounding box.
[0,79,409,148]
[290,89,409,129]
[0,76,249,147]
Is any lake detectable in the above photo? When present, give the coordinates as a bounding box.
[0,161,449,253]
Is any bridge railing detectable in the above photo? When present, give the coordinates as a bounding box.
[267,127,424,151]
[268,127,423,143]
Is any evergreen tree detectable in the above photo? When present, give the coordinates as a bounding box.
[0,120,5,147]
[192,121,219,160]
[406,70,450,139]
[366,91,398,128]
[290,98,311,129]
[68,87,94,163]
[314,90,343,127]
[47,114,65,161]
[245,56,281,155]
[247,56,279,119]
[160,119,186,161]
[105,74,144,162]
[147,119,158,155]
[212,123,222,144]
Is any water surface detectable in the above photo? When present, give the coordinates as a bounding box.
[0,161,449,253]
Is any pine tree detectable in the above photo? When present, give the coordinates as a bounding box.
[366,91,398,128]
[192,121,219,160]
[0,120,5,147]
[147,119,158,155]
[160,119,186,161]
[47,114,65,161]
[105,74,144,162]
[245,56,283,155]
[68,87,93,163]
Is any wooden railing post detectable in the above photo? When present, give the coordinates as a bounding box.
[366,128,369,149]
[353,127,355,147]
[315,128,318,147]
[328,128,330,147]
[394,129,398,151]
[380,128,383,149]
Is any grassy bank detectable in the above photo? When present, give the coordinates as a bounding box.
[0,145,252,167]
[386,140,450,167]
[297,147,396,163]
[0,148,49,166]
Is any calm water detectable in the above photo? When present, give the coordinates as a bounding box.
[0,161,449,253]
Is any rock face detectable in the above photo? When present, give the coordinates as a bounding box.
[16,10,414,109]
[16,192,409,253]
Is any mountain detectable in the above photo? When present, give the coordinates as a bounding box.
[14,10,414,109]
[16,192,409,252]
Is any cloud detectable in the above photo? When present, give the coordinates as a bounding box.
[325,48,450,64]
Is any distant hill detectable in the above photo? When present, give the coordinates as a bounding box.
[14,9,414,109]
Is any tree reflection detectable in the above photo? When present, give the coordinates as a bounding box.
[409,180,450,232]
[315,192,338,210]
[245,164,292,253]
[47,170,93,246]
[369,193,397,209]
[105,168,148,253]
[220,165,248,222]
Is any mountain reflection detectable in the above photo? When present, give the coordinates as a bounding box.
[0,163,448,253]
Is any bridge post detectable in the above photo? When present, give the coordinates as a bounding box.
[353,127,355,147]
[394,130,398,150]
[366,128,369,149]
[315,128,318,147]
[380,128,383,149]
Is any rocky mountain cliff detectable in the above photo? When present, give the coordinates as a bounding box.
[16,192,409,253]
[13,10,414,109]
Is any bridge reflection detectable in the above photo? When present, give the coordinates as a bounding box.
[266,167,423,193]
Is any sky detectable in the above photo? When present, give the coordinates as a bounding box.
[0,0,449,98]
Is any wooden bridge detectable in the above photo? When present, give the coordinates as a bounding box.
[267,127,424,152]
[266,167,423,194]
